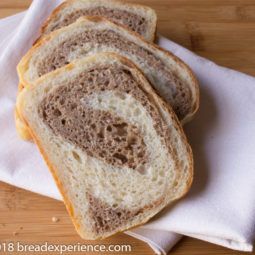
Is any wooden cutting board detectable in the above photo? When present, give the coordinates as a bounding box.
[0,0,254,254]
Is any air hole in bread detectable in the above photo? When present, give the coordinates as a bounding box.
[72,175,78,181]
[104,80,109,86]
[110,105,117,110]
[53,109,62,117]
[159,170,165,177]
[66,166,73,174]
[44,86,50,94]
[114,91,126,100]
[113,153,127,164]
[72,151,82,164]
[106,125,112,132]
[55,142,61,148]
[158,180,163,185]
[137,165,146,175]
[112,203,118,208]
[134,108,141,116]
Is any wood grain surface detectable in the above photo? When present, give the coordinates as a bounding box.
[0,0,255,254]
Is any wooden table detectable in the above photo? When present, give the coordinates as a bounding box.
[0,0,254,254]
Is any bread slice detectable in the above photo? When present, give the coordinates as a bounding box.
[17,16,199,124]
[37,0,157,42]
[17,53,193,240]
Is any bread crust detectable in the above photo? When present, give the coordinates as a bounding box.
[17,52,193,239]
[35,0,157,44]
[15,83,33,141]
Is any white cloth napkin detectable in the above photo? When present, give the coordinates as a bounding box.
[0,0,255,254]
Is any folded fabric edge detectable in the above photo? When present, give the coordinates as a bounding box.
[126,229,182,255]
[187,233,253,252]
[0,11,26,24]
[0,175,62,201]
[138,225,254,252]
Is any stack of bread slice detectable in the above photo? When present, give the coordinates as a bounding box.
[16,0,199,240]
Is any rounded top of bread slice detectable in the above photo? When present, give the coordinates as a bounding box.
[17,52,193,240]
[38,0,157,42]
[17,16,199,124]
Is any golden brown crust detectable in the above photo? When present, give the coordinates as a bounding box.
[17,53,193,239]
[18,82,24,92]
[34,0,157,44]
[15,83,33,141]
[14,107,33,141]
